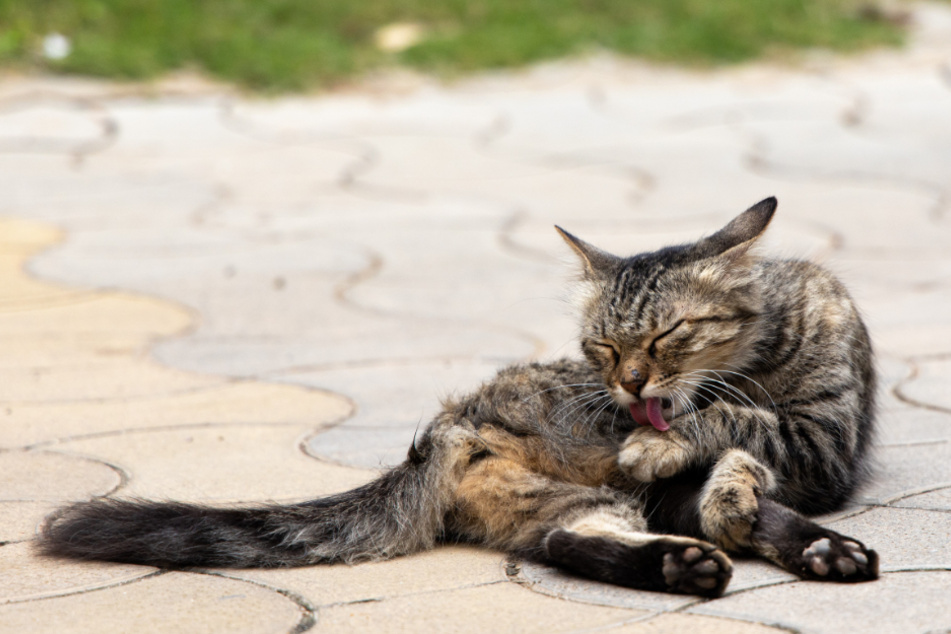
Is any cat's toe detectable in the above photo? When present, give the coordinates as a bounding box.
[661,542,733,597]
[797,534,879,582]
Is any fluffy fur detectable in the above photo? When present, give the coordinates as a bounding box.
[41,198,879,596]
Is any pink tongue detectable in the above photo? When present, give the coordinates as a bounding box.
[646,397,670,431]
[629,398,669,431]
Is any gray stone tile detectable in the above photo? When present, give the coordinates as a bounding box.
[891,486,951,512]
[857,441,951,505]
[688,570,951,634]
[827,506,951,569]
[899,357,951,413]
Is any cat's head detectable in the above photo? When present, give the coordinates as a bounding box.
[558,197,777,431]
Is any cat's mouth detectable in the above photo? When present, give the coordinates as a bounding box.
[629,397,672,432]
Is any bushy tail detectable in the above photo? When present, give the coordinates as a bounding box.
[40,451,452,568]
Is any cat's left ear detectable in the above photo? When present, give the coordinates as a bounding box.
[697,197,777,260]
[555,226,620,279]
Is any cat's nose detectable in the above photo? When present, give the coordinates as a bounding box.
[619,369,646,396]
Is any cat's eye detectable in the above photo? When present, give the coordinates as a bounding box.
[648,320,685,357]
[594,341,621,364]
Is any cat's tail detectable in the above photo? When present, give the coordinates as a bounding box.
[39,428,465,568]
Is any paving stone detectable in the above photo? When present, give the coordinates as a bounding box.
[609,612,791,633]
[516,558,698,612]
[0,450,119,501]
[516,556,796,612]
[304,424,425,469]
[688,570,951,634]
[0,501,57,543]
[0,293,191,344]
[858,441,951,504]
[287,359,503,429]
[0,95,113,155]
[226,88,495,141]
[890,485,951,511]
[57,425,374,503]
[827,506,951,569]
[0,569,303,633]
[227,545,504,607]
[872,354,951,447]
[315,582,645,633]
[898,357,951,413]
[0,542,152,606]
[0,354,228,405]
[4,380,352,449]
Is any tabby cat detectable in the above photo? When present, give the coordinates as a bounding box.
[41,197,879,596]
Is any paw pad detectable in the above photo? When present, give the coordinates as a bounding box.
[661,543,732,596]
[798,534,878,582]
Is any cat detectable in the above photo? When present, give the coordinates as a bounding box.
[40,197,879,597]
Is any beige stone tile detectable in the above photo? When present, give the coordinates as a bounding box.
[0,217,62,249]
[0,97,111,155]
[0,501,57,543]
[610,612,789,633]
[228,545,504,606]
[54,425,374,503]
[0,450,119,501]
[315,582,644,633]
[4,381,352,449]
[0,542,151,605]
[0,355,225,405]
[0,569,302,633]
[0,293,191,341]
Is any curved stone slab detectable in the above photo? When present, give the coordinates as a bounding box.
[688,570,951,634]
[0,568,302,633]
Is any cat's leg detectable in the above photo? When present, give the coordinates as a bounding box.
[699,448,777,551]
[749,497,879,583]
[696,450,878,582]
[452,456,733,596]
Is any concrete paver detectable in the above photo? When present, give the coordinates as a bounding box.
[2,3,951,632]
[0,571,305,633]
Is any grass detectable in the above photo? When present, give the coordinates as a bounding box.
[0,0,906,92]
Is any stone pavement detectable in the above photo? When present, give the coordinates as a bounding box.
[2,3,951,632]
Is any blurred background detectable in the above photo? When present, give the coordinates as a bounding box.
[0,0,912,91]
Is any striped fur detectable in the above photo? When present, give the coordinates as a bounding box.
[41,198,879,594]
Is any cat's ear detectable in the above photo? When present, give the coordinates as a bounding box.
[555,226,619,278]
[698,197,777,260]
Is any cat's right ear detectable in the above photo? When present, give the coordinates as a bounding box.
[555,226,619,279]
[697,197,778,260]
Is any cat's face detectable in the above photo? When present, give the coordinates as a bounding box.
[559,198,776,429]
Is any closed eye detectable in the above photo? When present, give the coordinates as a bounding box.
[648,320,684,357]
[594,341,620,364]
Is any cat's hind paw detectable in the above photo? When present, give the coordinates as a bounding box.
[796,535,879,582]
[661,542,733,597]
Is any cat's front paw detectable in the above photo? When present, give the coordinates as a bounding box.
[618,428,691,482]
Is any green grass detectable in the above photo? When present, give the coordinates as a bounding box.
[0,0,905,92]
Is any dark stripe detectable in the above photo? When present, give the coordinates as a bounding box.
[792,421,824,467]
[767,312,803,372]
[629,266,664,323]
[782,385,852,409]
